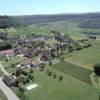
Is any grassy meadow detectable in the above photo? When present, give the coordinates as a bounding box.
[17,65,99,100]
[52,62,92,84]
[65,40,100,70]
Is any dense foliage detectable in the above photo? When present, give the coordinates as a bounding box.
[0,41,12,50]
[0,16,20,28]
[13,13,100,29]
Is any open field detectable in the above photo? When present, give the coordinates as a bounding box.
[65,40,100,69]
[52,62,92,84]
[16,66,98,100]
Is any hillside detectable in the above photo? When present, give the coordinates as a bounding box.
[1,13,100,36]
[0,16,19,28]
[13,13,100,29]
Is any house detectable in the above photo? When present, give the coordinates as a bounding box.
[41,47,51,61]
[20,59,40,69]
[3,75,15,87]
[30,60,40,68]
[0,49,14,57]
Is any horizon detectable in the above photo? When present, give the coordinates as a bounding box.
[0,0,100,16]
[1,12,100,16]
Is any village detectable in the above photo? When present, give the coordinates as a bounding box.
[0,31,96,100]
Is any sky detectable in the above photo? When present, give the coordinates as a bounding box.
[0,0,100,15]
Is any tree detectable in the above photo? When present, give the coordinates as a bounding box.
[16,68,22,77]
[53,73,57,79]
[94,63,100,76]
[14,80,19,87]
[60,56,64,62]
[17,86,26,100]
[11,64,16,68]
[59,75,63,81]
[49,60,52,66]
[47,71,52,76]
[19,86,25,93]
[40,63,45,71]
[30,68,34,73]
[28,74,34,82]
[68,45,73,53]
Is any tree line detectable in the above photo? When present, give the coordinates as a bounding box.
[0,16,20,29]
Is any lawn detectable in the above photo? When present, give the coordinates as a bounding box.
[52,62,92,84]
[0,90,7,100]
[0,70,3,77]
[17,66,98,100]
[65,40,100,69]
[2,56,24,73]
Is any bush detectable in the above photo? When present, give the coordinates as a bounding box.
[28,74,34,81]
[48,71,52,76]
[59,75,63,81]
[30,69,34,73]
[53,73,57,79]
[94,63,100,76]
[39,63,45,71]
[60,56,64,62]
[49,61,52,66]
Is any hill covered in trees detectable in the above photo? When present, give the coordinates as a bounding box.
[13,13,100,29]
[0,16,20,29]
[1,13,100,29]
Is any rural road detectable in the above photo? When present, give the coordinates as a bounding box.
[0,77,20,100]
[0,63,20,100]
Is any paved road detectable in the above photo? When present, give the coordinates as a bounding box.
[0,77,20,100]
[0,63,20,100]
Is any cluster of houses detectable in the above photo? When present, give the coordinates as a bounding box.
[3,58,42,88]
[0,31,94,89]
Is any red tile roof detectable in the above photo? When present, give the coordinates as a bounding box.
[0,49,14,56]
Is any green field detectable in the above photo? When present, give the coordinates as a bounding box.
[0,90,7,100]
[65,40,100,69]
[52,62,92,84]
[0,21,87,39]
[17,66,98,100]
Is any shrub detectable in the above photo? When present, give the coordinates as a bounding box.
[53,73,57,79]
[49,61,52,66]
[94,63,100,76]
[30,68,34,73]
[28,74,34,81]
[48,71,52,76]
[59,75,63,81]
[39,63,45,71]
